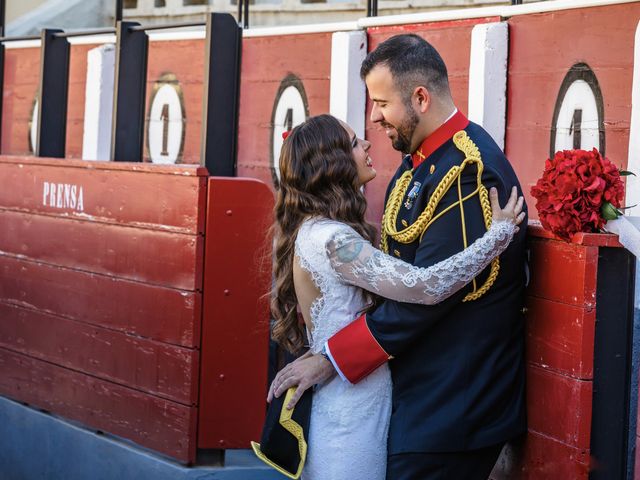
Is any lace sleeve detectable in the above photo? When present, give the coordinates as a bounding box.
[326,220,516,305]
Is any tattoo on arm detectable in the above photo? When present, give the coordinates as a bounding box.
[336,240,363,263]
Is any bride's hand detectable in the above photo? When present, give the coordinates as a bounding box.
[491,186,526,231]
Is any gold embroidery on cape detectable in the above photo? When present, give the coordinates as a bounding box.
[380,130,499,302]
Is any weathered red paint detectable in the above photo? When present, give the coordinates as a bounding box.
[0,255,201,347]
[492,224,628,478]
[523,228,621,385]
[144,39,206,165]
[0,157,207,234]
[527,364,593,450]
[0,347,197,463]
[528,223,624,248]
[526,296,595,379]
[0,156,207,462]
[0,303,198,404]
[237,33,333,189]
[0,209,202,289]
[526,237,598,309]
[198,177,273,449]
[492,431,590,480]
[505,3,640,218]
[1,47,40,155]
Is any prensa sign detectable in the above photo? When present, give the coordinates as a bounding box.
[42,181,84,212]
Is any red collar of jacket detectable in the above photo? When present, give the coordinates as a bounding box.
[411,110,469,169]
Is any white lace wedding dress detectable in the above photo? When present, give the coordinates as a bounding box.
[294,217,517,480]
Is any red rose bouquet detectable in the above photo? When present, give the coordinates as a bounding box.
[531,148,633,241]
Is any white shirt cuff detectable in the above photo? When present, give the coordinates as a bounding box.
[324,341,351,383]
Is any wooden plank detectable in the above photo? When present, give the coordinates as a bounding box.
[0,157,207,234]
[198,177,273,448]
[0,210,202,290]
[0,255,200,347]
[527,364,592,450]
[0,302,198,405]
[491,431,589,480]
[1,48,40,155]
[526,237,597,308]
[526,296,595,379]
[0,347,197,463]
[528,223,624,248]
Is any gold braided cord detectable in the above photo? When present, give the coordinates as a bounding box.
[380,130,499,302]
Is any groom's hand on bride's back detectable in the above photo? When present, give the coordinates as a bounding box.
[267,353,336,409]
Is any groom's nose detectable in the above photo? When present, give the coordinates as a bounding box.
[370,103,383,124]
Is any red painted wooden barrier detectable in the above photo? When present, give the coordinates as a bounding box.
[0,347,198,460]
[0,254,202,347]
[0,303,199,404]
[491,224,628,479]
[0,156,274,463]
[198,177,273,449]
[0,156,207,462]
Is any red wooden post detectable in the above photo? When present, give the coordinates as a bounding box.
[198,177,273,450]
[492,224,635,479]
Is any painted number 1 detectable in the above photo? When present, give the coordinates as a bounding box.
[284,108,293,132]
[570,109,582,150]
[161,103,169,156]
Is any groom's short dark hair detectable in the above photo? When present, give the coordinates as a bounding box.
[360,34,450,99]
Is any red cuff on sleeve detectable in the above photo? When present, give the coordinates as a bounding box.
[327,315,391,384]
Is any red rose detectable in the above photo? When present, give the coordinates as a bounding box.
[530,149,627,241]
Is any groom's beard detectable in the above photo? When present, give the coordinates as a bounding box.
[388,107,419,154]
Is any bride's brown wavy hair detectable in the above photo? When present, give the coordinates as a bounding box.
[272,114,377,354]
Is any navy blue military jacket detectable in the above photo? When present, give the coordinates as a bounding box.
[369,121,528,454]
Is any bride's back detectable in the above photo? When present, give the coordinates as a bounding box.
[293,218,371,351]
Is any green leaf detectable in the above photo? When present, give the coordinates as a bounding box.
[601,201,621,221]
[620,170,636,176]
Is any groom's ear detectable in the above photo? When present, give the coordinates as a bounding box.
[413,86,431,113]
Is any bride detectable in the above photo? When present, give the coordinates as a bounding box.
[267,114,524,480]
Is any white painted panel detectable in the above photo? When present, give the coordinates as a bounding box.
[82,44,115,161]
[468,21,508,151]
[627,20,640,216]
[330,30,367,139]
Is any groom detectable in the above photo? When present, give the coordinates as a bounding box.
[271,34,528,479]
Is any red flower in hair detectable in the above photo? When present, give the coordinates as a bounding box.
[282,130,291,140]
